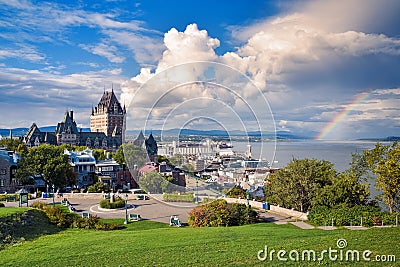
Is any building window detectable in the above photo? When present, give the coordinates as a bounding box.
[0,168,6,175]
[0,179,4,187]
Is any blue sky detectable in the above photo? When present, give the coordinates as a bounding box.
[1,0,400,140]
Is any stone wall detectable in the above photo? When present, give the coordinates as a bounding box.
[223,197,308,221]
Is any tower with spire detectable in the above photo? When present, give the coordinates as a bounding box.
[90,87,126,146]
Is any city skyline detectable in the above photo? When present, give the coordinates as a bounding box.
[1,0,400,139]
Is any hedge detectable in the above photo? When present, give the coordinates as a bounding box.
[163,193,195,203]
[308,205,400,227]
[99,198,125,209]
[32,202,120,230]
[0,194,32,202]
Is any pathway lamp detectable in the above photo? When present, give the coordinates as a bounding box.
[124,193,129,224]
[52,184,55,206]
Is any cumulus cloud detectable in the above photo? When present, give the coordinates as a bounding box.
[121,24,221,106]
[121,4,400,138]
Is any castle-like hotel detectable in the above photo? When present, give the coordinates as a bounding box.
[22,89,126,151]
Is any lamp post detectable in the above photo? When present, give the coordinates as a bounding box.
[124,193,129,224]
[195,176,199,204]
[52,184,55,206]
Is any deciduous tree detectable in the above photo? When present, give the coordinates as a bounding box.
[15,144,76,189]
[266,158,336,212]
[364,142,400,213]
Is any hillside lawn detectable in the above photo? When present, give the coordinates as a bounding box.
[0,208,399,266]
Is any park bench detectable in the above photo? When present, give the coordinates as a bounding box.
[68,205,76,212]
[61,198,68,206]
[170,216,182,227]
[82,212,90,219]
[129,213,141,221]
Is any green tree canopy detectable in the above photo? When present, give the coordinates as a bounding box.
[169,154,184,167]
[313,172,370,208]
[138,171,169,194]
[364,142,400,213]
[15,144,76,189]
[0,138,27,154]
[266,158,336,212]
[115,144,147,170]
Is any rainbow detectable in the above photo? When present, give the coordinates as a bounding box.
[316,92,369,140]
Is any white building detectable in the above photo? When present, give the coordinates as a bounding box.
[64,148,96,188]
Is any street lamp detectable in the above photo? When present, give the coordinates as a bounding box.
[52,184,55,206]
[124,193,129,224]
[195,176,199,204]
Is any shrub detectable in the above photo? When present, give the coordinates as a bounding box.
[308,205,400,227]
[33,202,122,230]
[226,186,246,199]
[0,202,5,207]
[88,182,110,193]
[188,199,258,227]
[0,194,31,202]
[99,198,125,209]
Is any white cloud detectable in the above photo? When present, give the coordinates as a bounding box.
[0,0,163,65]
[157,24,220,71]
[80,42,125,63]
[0,66,126,128]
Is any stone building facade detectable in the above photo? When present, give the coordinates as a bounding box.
[22,89,126,151]
[0,149,19,192]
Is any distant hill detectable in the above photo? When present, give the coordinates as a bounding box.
[358,136,400,142]
[125,128,308,140]
[0,126,91,138]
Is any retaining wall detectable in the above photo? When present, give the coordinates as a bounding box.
[223,197,308,221]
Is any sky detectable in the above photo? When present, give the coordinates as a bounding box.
[1,0,400,140]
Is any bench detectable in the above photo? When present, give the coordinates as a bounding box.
[68,205,76,212]
[82,212,90,219]
[129,213,141,221]
[170,216,182,227]
[61,198,68,206]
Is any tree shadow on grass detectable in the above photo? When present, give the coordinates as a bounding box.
[0,209,63,250]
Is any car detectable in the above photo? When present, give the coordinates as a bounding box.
[129,189,146,194]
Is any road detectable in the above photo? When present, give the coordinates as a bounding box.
[4,196,195,224]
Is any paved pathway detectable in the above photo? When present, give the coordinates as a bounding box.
[3,196,194,224]
[343,226,368,230]
[290,221,315,229]
[318,226,337,230]
[258,210,293,225]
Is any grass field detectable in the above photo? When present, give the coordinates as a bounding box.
[0,208,399,266]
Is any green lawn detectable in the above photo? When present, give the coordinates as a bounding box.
[0,208,399,266]
[0,207,30,217]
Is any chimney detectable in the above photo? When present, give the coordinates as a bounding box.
[70,110,73,121]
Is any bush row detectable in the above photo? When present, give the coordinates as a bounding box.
[32,202,120,230]
[99,198,125,209]
[188,199,258,227]
[0,194,32,202]
[308,205,400,226]
[163,193,195,203]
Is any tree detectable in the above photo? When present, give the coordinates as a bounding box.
[169,154,184,166]
[266,158,336,212]
[0,138,27,154]
[15,144,76,189]
[138,171,169,194]
[93,149,109,161]
[364,142,400,213]
[313,172,370,208]
[114,144,147,170]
